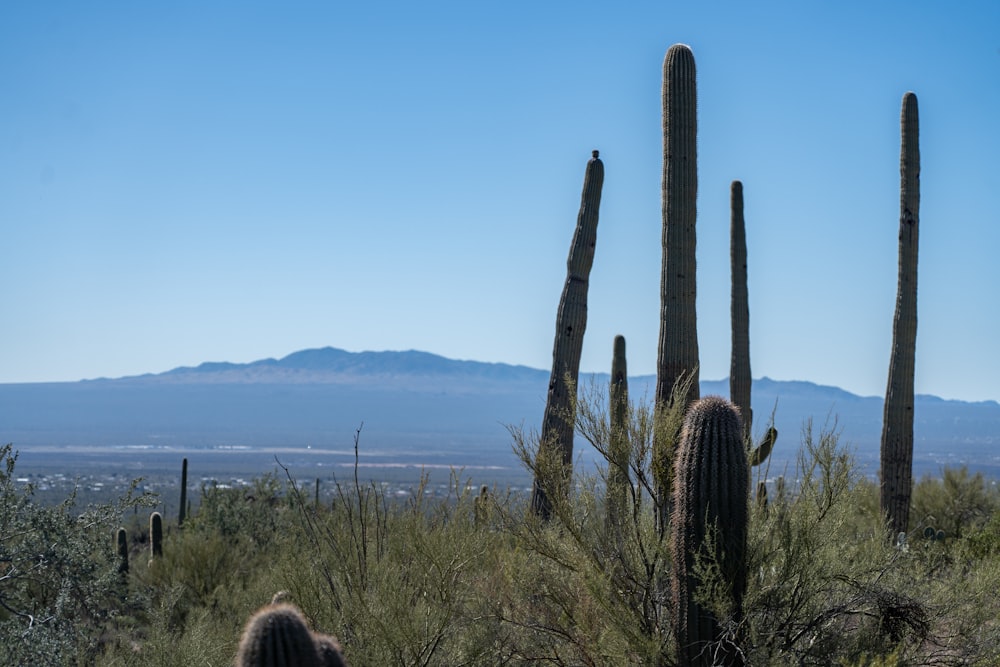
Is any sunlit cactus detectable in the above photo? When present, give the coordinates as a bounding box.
[880,91,920,536]
[655,43,700,534]
[671,396,748,665]
[530,150,605,519]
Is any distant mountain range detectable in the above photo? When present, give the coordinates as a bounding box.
[2,346,998,479]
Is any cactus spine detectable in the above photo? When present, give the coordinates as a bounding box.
[654,43,699,533]
[730,180,751,436]
[880,92,920,537]
[116,527,129,575]
[530,150,605,520]
[236,603,323,667]
[671,396,749,665]
[150,511,163,559]
[606,335,630,537]
[179,457,188,526]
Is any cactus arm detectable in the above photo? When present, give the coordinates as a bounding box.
[749,426,777,467]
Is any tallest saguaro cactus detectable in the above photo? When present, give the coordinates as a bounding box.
[880,92,920,536]
[654,44,699,532]
[530,150,605,520]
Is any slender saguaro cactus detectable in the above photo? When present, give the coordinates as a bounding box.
[116,527,129,575]
[178,458,188,526]
[150,511,163,559]
[880,92,920,536]
[606,335,630,536]
[530,150,605,520]
[730,180,751,436]
[654,43,699,533]
[671,396,749,666]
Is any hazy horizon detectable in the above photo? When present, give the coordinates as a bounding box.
[2,2,998,403]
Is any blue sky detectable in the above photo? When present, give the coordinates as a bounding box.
[1,1,998,402]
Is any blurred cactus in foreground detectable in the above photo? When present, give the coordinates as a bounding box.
[672,396,749,665]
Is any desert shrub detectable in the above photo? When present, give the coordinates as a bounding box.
[911,466,999,540]
[0,444,155,665]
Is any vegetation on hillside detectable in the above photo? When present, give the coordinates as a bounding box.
[3,388,1000,666]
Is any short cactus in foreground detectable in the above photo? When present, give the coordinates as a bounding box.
[150,511,163,559]
[672,396,749,666]
[236,603,323,667]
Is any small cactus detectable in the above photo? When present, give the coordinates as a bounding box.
[313,633,349,667]
[474,485,490,528]
[236,603,322,667]
[606,335,630,537]
[671,396,748,665]
[756,481,768,512]
[179,458,188,526]
[116,527,129,575]
[923,526,935,539]
[150,511,163,559]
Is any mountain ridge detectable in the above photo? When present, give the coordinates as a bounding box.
[2,346,997,479]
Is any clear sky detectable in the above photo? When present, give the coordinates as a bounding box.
[1,1,998,402]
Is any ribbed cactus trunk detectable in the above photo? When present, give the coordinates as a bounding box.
[605,335,630,537]
[654,43,699,534]
[880,92,920,537]
[671,396,749,666]
[150,511,163,559]
[178,457,188,526]
[116,527,129,575]
[729,180,751,438]
[530,150,605,520]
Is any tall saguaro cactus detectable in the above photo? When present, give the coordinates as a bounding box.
[606,335,630,536]
[729,180,751,436]
[671,396,749,666]
[654,43,699,533]
[530,150,605,519]
[880,92,920,536]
